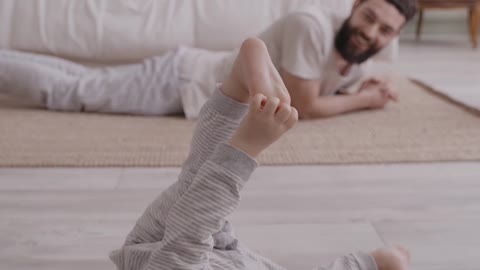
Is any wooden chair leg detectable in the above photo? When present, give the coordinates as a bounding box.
[470,5,479,48]
[416,9,424,41]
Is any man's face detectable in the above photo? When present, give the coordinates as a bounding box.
[335,0,406,64]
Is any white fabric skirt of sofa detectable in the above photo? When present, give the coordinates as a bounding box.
[0,0,397,63]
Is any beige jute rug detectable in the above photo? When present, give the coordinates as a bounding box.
[0,76,479,167]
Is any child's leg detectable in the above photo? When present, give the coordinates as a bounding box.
[119,85,249,248]
[180,38,291,179]
[121,38,289,247]
[136,65,297,270]
[111,38,297,269]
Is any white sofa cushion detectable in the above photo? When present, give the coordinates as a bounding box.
[0,0,397,63]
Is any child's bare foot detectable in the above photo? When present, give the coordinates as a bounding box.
[370,245,411,270]
[229,94,298,158]
[222,38,291,105]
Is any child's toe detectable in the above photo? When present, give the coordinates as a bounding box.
[285,107,299,129]
[249,94,266,112]
[263,97,280,115]
[275,103,292,123]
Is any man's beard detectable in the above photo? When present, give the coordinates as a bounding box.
[334,19,382,64]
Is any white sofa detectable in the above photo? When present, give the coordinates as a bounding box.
[0,0,397,63]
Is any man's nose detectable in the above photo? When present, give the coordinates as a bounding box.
[362,24,379,41]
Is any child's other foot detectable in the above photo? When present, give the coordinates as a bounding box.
[229,94,298,158]
[370,245,411,270]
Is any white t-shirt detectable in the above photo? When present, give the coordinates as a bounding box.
[178,7,371,119]
[258,7,371,96]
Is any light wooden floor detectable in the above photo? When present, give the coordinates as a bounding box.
[375,13,480,110]
[1,17,480,270]
[1,162,480,270]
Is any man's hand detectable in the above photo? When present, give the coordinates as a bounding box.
[358,86,390,109]
[357,76,398,109]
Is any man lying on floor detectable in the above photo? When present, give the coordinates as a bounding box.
[110,38,411,270]
[0,0,416,120]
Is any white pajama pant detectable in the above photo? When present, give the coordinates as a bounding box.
[0,47,234,119]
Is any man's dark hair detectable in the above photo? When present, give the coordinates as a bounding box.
[382,0,418,22]
[360,0,418,22]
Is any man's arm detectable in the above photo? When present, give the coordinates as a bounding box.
[299,93,373,119]
[280,69,390,119]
